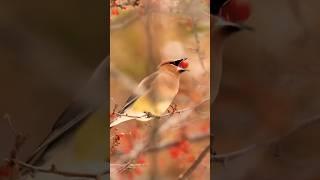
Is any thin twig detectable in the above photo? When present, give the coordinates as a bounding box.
[178,144,210,179]
[2,116,109,180]
[3,114,18,136]
[111,98,210,170]
[214,114,320,163]
[145,133,209,153]
[114,98,209,120]
[191,17,207,73]
[5,159,105,179]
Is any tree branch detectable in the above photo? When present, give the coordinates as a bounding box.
[178,144,210,179]
[5,159,107,180]
[213,114,320,163]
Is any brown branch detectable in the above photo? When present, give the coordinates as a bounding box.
[112,98,210,172]
[110,0,140,8]
[145,133,210,153]
[178,144,210,180]
[2,115,109,180]
[114,98,209,120]
[213,114,320,163]
[5,159,107,180]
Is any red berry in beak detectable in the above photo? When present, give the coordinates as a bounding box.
[220,0,251,22]
[179,60,189,69]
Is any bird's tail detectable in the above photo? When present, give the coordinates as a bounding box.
[110,112,154,127]
[110,116,134,127]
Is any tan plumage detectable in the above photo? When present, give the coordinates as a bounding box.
[212,16,252,102]
[110,58,188,127]
[22,58,108,179]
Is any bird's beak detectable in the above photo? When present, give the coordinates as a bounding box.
[177,66,189,73]
[176,57,188,65]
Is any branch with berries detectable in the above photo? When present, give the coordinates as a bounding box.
[110,98,210,177]
[110,0,141,16]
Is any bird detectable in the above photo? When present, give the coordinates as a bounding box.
[212,16,252,102]
[211,1,252,166]
[211,0,252,103]
[110,58,189,127]
[22,57,108,179]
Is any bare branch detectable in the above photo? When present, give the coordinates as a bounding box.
[213,114,320,163]
[145,133,210,153]
[112,98,210,174]
[114,97,209,120]
[191,17,207,73]
[5,159,107,180]
[178,144,210,180]
[1,115,108,180]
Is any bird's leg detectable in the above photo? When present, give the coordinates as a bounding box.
[167,103,178,115]
[143,111,160,118]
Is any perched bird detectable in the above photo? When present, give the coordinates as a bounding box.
[23,58,108,179]
[212,16,251,102]
[212,0,252,103]
[211,0,252,165]
[110,58,189,127]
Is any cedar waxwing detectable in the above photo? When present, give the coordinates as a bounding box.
[110,58,189,127]
[211,0,252,166]
[23,58,108,179]
[212,16,251,102]
[212,0,253,103]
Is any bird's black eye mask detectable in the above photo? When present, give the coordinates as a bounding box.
[169,58,187,66]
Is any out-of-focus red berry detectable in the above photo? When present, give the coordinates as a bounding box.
[134,167,143,175]
[179,60,189,69]
[137,156,146,164]
[179,140,190,153]
[169,147,181,158]
[110,113,117,119]
[187,154,195,162]
[220,0,251,22]
[112,8,119,16]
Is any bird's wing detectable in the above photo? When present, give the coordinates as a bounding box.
[119,71,159,113]
[26,58,108,165]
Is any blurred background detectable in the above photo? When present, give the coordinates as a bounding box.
[110,0,210,179]
[0,0,106,172]
[213,0,320,179]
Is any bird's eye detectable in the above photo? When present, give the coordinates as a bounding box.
[170,61,179,66]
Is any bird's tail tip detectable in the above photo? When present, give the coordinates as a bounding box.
[109,116,132,127]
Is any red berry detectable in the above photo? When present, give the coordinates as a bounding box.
[179,140,190,153]
[110,113,117,119]
[179,60,189,69]
[169,147,181,158]
[137,156,146,164]
[220,0,251,22]
[111,8,119,16]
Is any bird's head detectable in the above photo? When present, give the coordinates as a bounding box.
[212,0,253,37]
[159,58,189,74]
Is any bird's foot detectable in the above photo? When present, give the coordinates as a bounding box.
[167,103,178,115]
